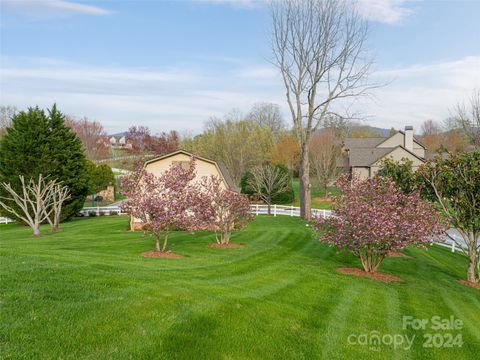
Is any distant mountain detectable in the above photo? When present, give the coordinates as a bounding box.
[369,127,391,137]
[109,132,130,137]
[348,125,392,137]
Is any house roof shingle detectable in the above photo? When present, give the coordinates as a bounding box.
[343,137,386,149]
[348,148,393,167]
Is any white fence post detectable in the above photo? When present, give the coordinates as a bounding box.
[322,209,326,219]
[451,242,456,253]
[256,204,259,216]
[290,206,293,216]
[274,204,277,217]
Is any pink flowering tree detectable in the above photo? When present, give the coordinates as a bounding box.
[200,176,252,244]
[312,174,447,273]
[120,159,211,253]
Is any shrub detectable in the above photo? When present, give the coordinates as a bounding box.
[88,211,96,217]
[312,174,446,273]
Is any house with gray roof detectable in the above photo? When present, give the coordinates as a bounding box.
[341,126,427,179]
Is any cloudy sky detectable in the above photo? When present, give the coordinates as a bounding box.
[1,0,479,134]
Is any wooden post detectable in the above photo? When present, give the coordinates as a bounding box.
[274,204,277,217]
[256,204,259,216]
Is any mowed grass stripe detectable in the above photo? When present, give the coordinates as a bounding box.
[1,216,478,360]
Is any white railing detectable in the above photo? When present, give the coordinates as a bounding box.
[0,217,14,224]
[79,204,464,253]
[80,204,332,218]
[249,204,333,218]
[80,206,126,216]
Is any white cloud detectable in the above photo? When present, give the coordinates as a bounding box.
[362,56,480,129]
[355,0,414,24]
[1,55,479,135]
[194,0,414,24]
[0,56,284,134]
[236,66,278,79]
[1,0,111,17]
[192,0,258,9]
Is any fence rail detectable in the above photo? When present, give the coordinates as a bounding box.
[79,204,334,219]
[0,217,14,224]
[248,204,333,218]
[12,204,458,254]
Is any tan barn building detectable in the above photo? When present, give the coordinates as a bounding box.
[341,126,427,179]
[130,150,236,230]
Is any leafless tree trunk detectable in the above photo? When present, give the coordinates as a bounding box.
[451,88,480,149]
[44,183,70,231]
[309,128,341,195]
[248,165,291,215]
[0,175,56,236]
[270,0,376,219]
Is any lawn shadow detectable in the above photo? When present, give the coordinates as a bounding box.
[159,312,221,359]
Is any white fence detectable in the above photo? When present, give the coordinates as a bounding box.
[0,217,14,224]
[249,204,333,218]
[77,204,464,254]
[80,206,126,216]
[79,204,333,219]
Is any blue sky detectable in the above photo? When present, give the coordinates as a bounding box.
[1,0,479,134]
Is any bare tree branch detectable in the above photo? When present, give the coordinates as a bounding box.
[270,0,378,219]
[0,175,57,236]
[248,165,291,215]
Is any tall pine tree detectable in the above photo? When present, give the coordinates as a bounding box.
[0,105,89,221]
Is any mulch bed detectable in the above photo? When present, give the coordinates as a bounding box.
[208,243,244,249]
[141,251,183,259]
[336,268,403,283]
[387,251,411,258]
[458,280,480,289]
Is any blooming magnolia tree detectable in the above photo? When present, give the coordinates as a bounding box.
[121,159,211,253]
[313,175,446,273]
[200,176,252,245]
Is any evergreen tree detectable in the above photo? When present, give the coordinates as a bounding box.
[0,105,89,221]
[86,161,115,194]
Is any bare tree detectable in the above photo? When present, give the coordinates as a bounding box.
[0,175,56,236]
[309,128,341,195]
[0,105,17,138]
[44,183,70,232]
[420,119,442,151]
[271,0,376,219]
[191,117,274,184]
[65,116,109,160]
[248,102,286,139]
[248,164,291,215]
[451,88,480,149]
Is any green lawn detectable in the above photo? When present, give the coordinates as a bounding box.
[290,179,341,209]
[0,216,478,360]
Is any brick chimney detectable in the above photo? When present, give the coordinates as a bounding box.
[404,126,413,151]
